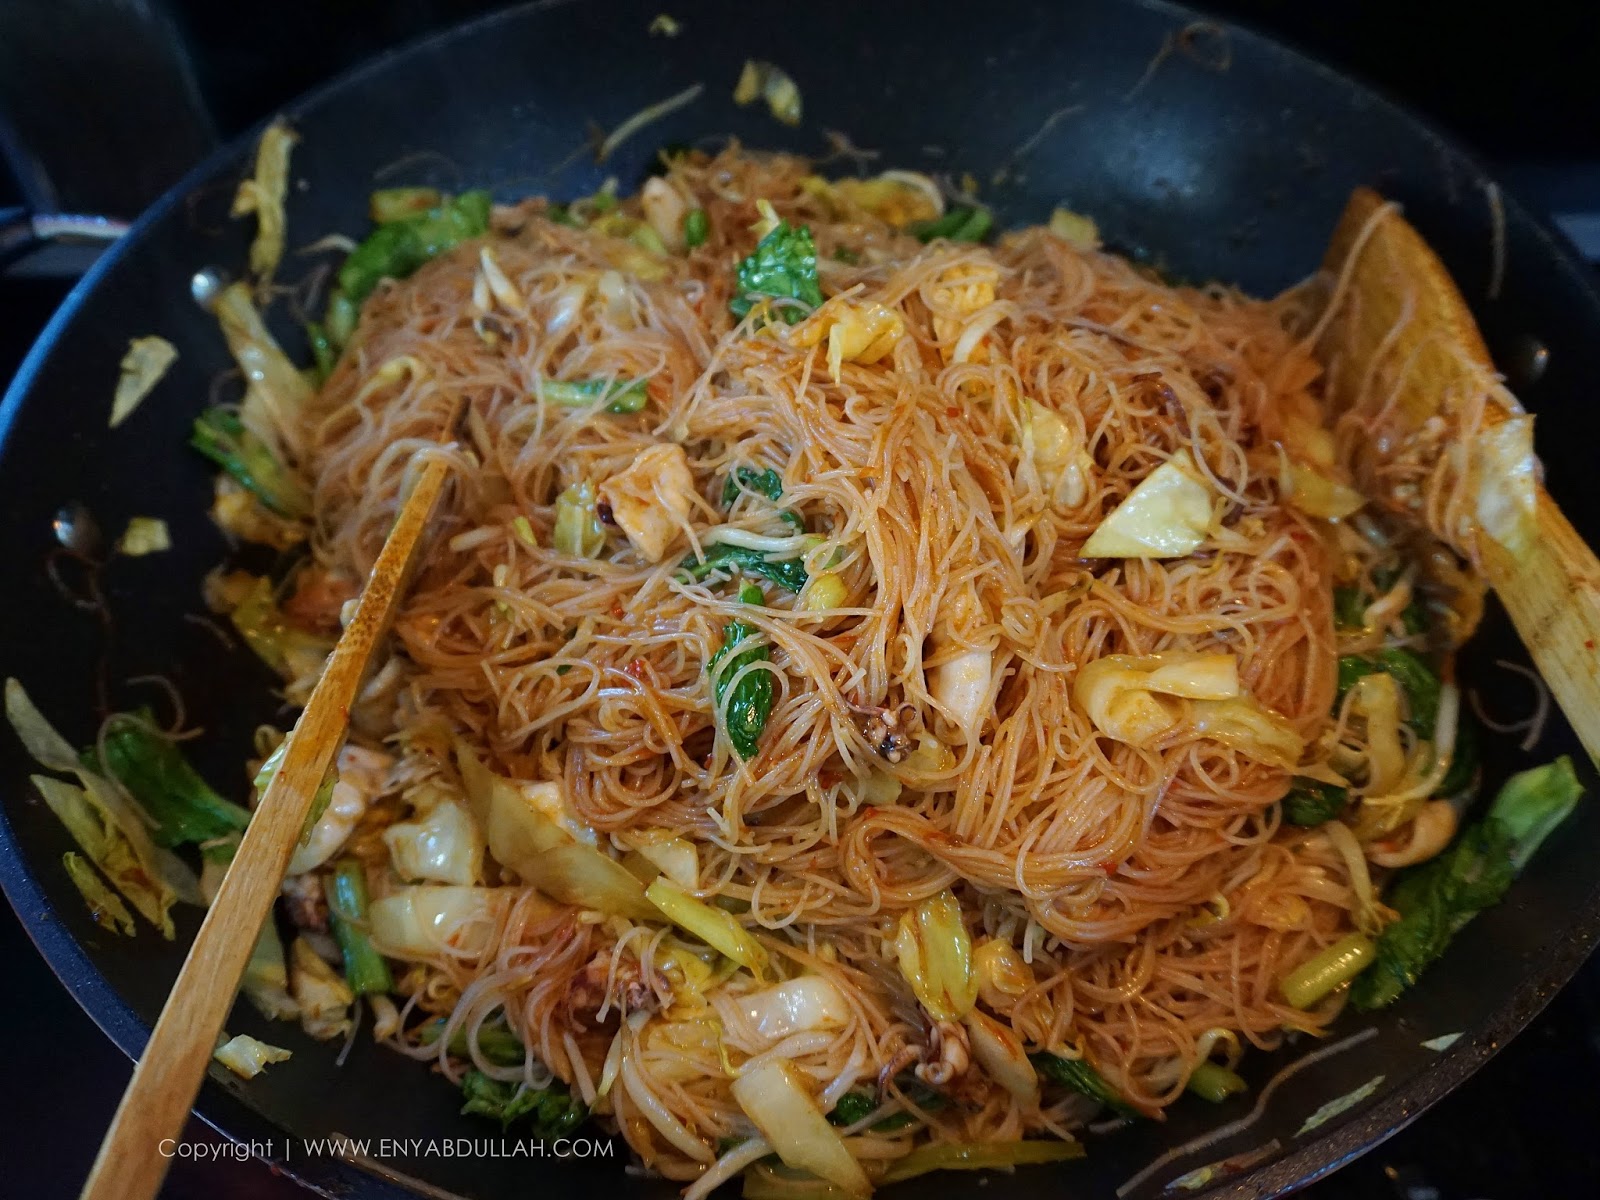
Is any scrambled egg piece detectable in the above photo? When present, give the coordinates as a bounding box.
[599,443,696,562]
[791,297,904,378]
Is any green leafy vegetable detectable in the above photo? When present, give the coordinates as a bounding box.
[1374,648,1440,734]
[1333,586,1366,631]
[540,377,649,414]
[1352,756,1583,1010]
[459,1071,587,1136]
[419,1016,526,1067]
[328,858,393,996]
[684,208,710,248]
[336,189,492,310]
[708,583,774,759]
[828,1083,946,1132]
[1031,1052,1140,1118]
[1283,779,1348,828]
[85,713,251,848]
[722,467,783,506]
[909,206,992,244]
[721,467,804,531]
[730,220,822,323]
[190,408,311,519]
[679,542,809,593]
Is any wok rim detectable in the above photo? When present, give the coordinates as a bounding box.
[2,1,1598,1197]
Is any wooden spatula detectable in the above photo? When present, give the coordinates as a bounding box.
[78,456,454,1200]
[1317,187,1600,762]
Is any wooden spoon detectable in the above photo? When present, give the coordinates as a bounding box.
[78,456,454,1200]
[1318,187,1600,761]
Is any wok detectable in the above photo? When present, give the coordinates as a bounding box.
[3,0,1598,1196]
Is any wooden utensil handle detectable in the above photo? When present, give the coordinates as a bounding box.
[1483,487,1600,765]
[78,459,451,1200]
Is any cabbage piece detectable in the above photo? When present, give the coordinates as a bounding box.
[1188,696,1305,768]
[647,877,769,979]
[368,885,523,960]
[384,798,484,885]
[231,120,297,288]
[1020,398,1093,507]
[633,834,698,889]
[1283,459,1365,520]
[553,480,607,558]
[1048,207,1100,251]
[213,281,314,440]
[739,976,850,1041]
[456,742,656,920]
[789,299,904,380]
[213,1033,292,1080]
[894,890,977,1021]
[7,679,183,937]
[115,517,171,557]
[110,336,176,428]
[1081,450,1214,558]
[732,60,803,126]
[61,852,135,936]
[801,172,942,228]
[1073,652,1240,746]
[228,577,334,683]
[730,1059,870,1197]
[289,936,354,1040]
[210,475,306,549]
[963,1008,1039,1107]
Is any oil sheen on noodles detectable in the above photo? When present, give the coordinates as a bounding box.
[294,149,1402,1187]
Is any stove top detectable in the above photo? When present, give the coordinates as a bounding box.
[3,3,1598,1197]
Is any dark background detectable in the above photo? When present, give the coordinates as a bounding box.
[2,2,1599,1198]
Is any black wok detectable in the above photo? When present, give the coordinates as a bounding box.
[3,1,1599,1196]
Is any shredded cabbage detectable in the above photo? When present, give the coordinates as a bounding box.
[894,890,977,1021]
[214,1033,292,1080]
[110,336,176,428]
[230,119,297,289]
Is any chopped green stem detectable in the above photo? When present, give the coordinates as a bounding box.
[684,208,710,248]
[1186,1061,1248,1103]
[1282,932,1375,1009]
[328,858,394,996]
[419,1016,526,1067]
[190,408,311,518]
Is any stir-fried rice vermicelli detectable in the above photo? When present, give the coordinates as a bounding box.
[261,146,1427,1178]
[28,139,1573,1195]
